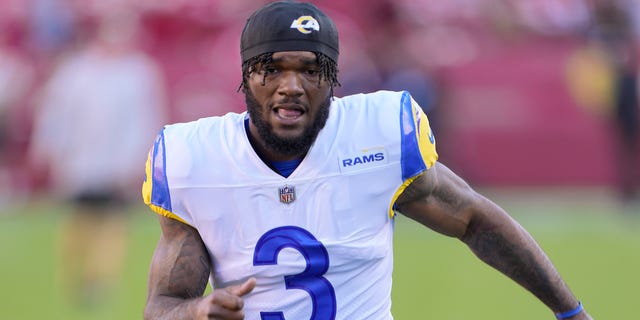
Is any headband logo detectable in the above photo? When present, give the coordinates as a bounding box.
[290,16,320,34]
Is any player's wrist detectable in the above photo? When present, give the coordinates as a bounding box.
[554,301,584,319]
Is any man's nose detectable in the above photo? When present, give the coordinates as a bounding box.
[277,71,304,96]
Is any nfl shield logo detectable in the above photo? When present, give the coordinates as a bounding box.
[279,185,296,204]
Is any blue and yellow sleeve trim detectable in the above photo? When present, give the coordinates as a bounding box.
[389,91,438,217]
[142,129,188,225]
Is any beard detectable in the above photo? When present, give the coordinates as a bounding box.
[245,90,331,158]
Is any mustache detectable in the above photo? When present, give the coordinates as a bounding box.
[273,97,304,106]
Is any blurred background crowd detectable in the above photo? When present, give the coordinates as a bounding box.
[0,0,638,316]
[0,0,639,207]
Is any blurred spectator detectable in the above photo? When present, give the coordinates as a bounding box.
[28,10,167,306]
[367,1,442,134]
[511,0,591,36]
[337,0,440,114]
[0,22,34,209]
[589,0,640,205]
[27,0,76,58]
[369,2,433,104]
[567,0,640,205]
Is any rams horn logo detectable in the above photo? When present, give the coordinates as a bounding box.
[290,16,320,34]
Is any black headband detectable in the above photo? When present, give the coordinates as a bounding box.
[240,1,339,64]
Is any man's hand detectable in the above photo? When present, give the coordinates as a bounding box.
[194,278,257,319]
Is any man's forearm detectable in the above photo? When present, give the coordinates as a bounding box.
[461,205,579,313]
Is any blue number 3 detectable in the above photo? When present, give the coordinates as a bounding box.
[253,226,337,320]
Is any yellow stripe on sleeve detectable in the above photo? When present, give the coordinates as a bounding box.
[412,99,438,170]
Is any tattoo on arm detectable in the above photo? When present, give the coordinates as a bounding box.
[395,164,476,238]
[162,217,212,299]
[179,256,210,298]
[145,216,214,319]
[393,163,578,312]
[466,229,551,294]
[462,218,570,310]
[397,163,471,210]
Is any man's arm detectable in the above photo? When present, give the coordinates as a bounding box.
[144,215,255,320]
[395,162,591,319]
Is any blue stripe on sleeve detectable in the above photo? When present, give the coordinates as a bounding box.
[400,91,427,181]
[151,129,172,212]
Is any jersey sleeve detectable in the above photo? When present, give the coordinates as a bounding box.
[142,128,190,225]
[389,91,438,217]
[400,91,438,178]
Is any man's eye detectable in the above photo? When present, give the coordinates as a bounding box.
[263,67,277,74]
[306,69,318,75]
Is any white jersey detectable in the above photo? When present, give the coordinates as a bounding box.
[143,90,437,320]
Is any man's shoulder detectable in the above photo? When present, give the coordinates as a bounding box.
[335,90,407,106]
[164,112,245,136]
[323,90,410,140]
[331,90,410,119]
[154,112,248,179]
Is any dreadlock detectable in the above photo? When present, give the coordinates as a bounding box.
[238,52,341,96]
